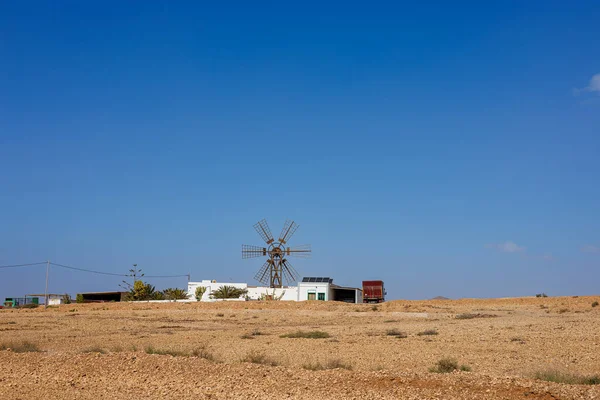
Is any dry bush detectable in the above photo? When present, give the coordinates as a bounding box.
[386,329,407,338]
[191,345,215,361]
[241,349,278,366]
[592,301,599,308]
[417,329,438,336]
[303,359,352,370]
[534,370,600,385]
[0,341,41,353]
[280,330,330,339]
[82,346,107,354]
[144,345,187,357]
[455,313,497,320]
[429,357,470,373]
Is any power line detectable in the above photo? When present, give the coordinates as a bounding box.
[49,262,187,279]
[1,261,189,279]
[49,262,128,277]
[0,262,47,269]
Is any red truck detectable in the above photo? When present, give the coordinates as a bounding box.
[362,280,385,303]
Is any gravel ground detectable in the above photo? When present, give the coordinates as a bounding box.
[1,296,599,399]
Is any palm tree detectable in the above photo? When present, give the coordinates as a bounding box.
[163,288,189,300]
[210,285,248,300]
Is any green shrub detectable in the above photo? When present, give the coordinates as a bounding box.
[76,294,84,304]
[280,330,330,339]
[210,285,248,299]
[163,288,189,300]
[62,294,72,304]
[195,286,207,301]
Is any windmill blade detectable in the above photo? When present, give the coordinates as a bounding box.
[278,220,299,244]
[281,259,300,285]
[242,244,267,259]
[286,244,311,258]
[253,219,274,244]
[254,260,272,286]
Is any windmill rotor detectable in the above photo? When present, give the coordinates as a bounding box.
[243,219,311,288]
[254,219,274,244]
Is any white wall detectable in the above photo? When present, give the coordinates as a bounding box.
[47,296,63,305]
[246,286,298,301]
[298,282,331,301]
[187,280,248,302]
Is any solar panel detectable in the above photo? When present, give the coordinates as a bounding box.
[302,277,333,284]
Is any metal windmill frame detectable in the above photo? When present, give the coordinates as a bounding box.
[242,219,311,288]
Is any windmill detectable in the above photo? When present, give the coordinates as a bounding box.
[242,219,311,288]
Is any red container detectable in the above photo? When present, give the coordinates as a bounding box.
[362,280,385,303]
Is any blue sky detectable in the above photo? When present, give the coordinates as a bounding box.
[1,1,599,300]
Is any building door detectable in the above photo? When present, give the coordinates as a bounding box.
[307,292,316,300]
[318,293,325,301]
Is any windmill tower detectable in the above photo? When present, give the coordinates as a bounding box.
[242,219,311,288]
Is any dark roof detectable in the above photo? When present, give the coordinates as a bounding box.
[301,277,333,283]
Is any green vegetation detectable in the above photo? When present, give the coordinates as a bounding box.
[76,293,84,303]
[62,293,72,304]
[429,357,471,373]
[0,341,42,353]
[533,370,600,385]
[592,301,599,308]
[210,285,248,299]
[280,330,330,339]
[163,288,189,300]
[417,329,438,336]
[195,286,207,301]
[125,281,165,301]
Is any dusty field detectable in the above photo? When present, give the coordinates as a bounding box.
[1,296,599,399]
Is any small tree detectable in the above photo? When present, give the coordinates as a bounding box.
[62,293,72,304]
[163,288,189,300]
[210,285,248,300]
[195,286,207,301]
[76,294,84,304]
[125,280,160,301]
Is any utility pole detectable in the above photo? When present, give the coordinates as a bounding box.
[44,260,50,309]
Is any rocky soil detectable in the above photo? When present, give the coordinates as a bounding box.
[1,296,599,399]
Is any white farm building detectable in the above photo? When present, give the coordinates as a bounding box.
[188,277,362,303]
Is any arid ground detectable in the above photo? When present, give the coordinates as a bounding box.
[1,296,599,399]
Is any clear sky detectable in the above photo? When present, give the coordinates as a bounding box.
[1,1,599,301]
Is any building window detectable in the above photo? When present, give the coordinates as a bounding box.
[318,293,325,301]
[307,292,316,300]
